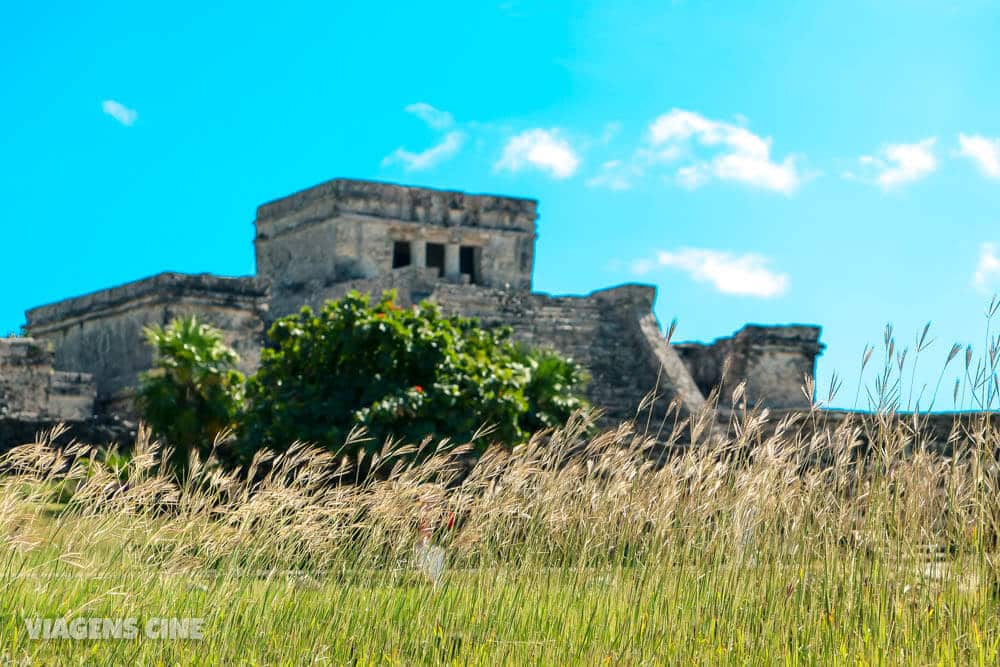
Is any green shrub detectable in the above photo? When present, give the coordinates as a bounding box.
[514,346,590,433]
[239,291,588,463]
[137,316,245,471]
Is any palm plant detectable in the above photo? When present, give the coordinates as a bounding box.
[137,316,244,473]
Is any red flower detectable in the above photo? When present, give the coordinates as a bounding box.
[413,385,424,393]
[375,313,386,319]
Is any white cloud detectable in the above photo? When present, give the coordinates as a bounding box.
[598,121,623,145]
[101,100,137,126]
[404,102,455,131]
[631,258,654,274]
[713,151,800,193]
[495,128,580,179]
[643,109,800,194]
[635,144,684,167]
[851,138,937,188]
[648,109,718,144]
[586,160,640,191]
[676,164,709,189]
[381,131,466,171]
[959,134,1000,179]
[382,102,465,171]
[973,242,1000,293]
[633,247,789,298]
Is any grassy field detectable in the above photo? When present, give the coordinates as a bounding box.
[2,397,1000,665]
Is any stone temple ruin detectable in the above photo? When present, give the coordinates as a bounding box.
[1,178,824,437]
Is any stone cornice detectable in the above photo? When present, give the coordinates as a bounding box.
[677,324,825,354]
[254,211,537,244]
[255,178,538,234]
[26,273,269,330]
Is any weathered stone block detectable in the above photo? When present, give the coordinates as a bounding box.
[255,178,538,319]
[675,324,824,409]
[25,273,268,413]
[0,338,95,421]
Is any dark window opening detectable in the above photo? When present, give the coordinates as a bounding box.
[392,241,411,268]
[425,242,445,277]
[460,245,480,284]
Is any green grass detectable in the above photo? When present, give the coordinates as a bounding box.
[1,402,1000,665]
[3,547,999,663]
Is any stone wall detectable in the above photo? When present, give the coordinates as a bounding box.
[24,273,268,412]
[266,265,448,320]
[428,283,706,423]
[260,272,706,423]
[255,178,538,319]
[675,325,824,409]
[0,338,95,421]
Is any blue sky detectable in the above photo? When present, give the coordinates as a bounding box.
[3,0,1000,409]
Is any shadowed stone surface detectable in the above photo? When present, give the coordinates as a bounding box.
[675,325,824,410]
[0,338,94,421]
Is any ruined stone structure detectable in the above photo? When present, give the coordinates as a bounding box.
[25,273,268,413]
[255,179,537,317]
[675,325,825,410]
[0,338,94,421]
[9,177,824,431]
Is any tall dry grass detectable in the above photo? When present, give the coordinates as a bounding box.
[0,399,999,662]
[2,314,1000,662]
